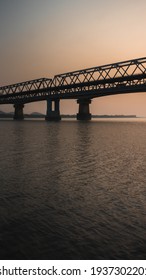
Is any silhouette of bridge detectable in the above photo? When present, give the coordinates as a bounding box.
[0,57,146,120]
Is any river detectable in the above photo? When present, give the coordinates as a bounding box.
[0,118,146,259]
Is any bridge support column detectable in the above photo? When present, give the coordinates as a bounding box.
[45,99,61,121]
[77,99,91,120]
[13,104,24,120]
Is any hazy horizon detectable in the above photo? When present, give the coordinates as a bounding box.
[1,0,146,116]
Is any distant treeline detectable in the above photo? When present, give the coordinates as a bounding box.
[0,112,137,118]
[92,114,137,118]
[61,114,137,118]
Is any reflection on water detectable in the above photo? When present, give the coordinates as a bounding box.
[0,118,146,259]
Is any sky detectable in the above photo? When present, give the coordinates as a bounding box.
[0,0,146,116]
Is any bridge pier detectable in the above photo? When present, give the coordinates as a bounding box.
[45,99,61,121]
[13,104,24,120]
[77,99,91,120]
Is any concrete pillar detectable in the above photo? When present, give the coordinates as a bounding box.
[45,99,61,121]
[13,104,24,120]
[77,99,91,120]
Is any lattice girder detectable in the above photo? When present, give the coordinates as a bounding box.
[52,57,146,88]
[0,57,146,103]
[0,78,52,96]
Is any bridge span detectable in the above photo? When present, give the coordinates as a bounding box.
[0,57,146,120]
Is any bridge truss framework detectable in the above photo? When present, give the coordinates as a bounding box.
[0,57,146,120]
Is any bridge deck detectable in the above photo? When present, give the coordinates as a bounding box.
[0,57,146,104]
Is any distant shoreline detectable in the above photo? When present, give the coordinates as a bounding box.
[61,114,137,119]
[0,112,137,119]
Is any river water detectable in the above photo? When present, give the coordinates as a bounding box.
[0,118,146,260]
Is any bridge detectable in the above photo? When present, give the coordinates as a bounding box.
[0,57,146,120]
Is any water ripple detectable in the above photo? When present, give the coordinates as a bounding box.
[0,120,146,259]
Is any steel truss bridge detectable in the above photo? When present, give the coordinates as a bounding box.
[0,57,146,120]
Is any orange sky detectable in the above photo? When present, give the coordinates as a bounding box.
[1,0,146,116]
